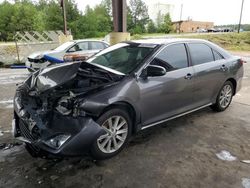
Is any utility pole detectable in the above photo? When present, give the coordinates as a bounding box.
[238,0,244,33]
[180,4,183,21]
[179,4,183,34]
[61,0,67,35]
[112,0,127,32]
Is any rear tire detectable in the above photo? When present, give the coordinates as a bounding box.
[91,108,132,160]
[211,81,234,112]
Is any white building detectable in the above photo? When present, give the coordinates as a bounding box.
[147,0,175,24]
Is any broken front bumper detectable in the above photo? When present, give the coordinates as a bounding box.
[25,59,51,72]
[13,109,105,158]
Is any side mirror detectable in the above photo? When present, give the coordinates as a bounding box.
[143,65,166,78]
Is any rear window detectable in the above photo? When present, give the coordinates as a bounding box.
[213,49,224,61]
[188,43,214,65]
[90,42,105,50]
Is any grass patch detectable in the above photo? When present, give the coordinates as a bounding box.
[181,32,250,51]
[134,32,250,51]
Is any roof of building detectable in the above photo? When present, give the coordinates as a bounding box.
[172,20,214,24]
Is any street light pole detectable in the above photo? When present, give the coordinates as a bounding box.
[61,0,67,35]
[238,0,244,33]
[179,4,183,34]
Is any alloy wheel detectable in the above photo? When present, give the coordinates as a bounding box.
[97,115,128,153]
[219,84,233,108]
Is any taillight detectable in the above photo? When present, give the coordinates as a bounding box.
[239,59,247,65]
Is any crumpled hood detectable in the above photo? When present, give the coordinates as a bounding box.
[28,62,124,93]
[32,62,81,92]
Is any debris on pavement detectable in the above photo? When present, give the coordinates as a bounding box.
[37,179,43,184]
[216,150,237,161]
[0,99,13,108]
[242,178,250,188]
[0,142,22,150]
[50,175,59,181]
[241,160,250,164]
[0,143,24,162]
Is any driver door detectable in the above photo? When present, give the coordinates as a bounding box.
[137,43,195,126]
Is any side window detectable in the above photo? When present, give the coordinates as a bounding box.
[90,42,105,50]
[67,42,88,52]
[78,42,89,51]
[151,44,188,71]
[104,43,109,48]
[188,43,214,65]
[213,49,224,61]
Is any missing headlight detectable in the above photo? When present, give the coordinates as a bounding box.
[56,96,73,115]
[43,134,71,149]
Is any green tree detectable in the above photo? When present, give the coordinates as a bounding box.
[156,10,164,28]
[147,19,157,33]
[127,7,134,33]
[101,0,112,17]
[158,13,173,33]
[0,0,113,41]
[128,0,149,34]
[43,1,63,30]
[0,0,38,40]
[0,1,15,41]
[75,4,112,38]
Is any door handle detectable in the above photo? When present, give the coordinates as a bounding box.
[220,65,227,72]
[184,73,192,80]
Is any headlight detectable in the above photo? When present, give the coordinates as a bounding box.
[43,134,71,149]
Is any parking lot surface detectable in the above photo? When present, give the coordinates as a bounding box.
[0,53,250,188]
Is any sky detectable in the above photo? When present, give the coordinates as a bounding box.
[75,0,250,25]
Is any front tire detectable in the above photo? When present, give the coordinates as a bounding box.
[91,108,132,160]
[211,81,234,112]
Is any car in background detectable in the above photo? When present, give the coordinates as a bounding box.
[14,39,244,160]
[25,40,109,72]
[196,28,207,33]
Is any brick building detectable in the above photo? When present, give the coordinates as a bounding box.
[173,20,214,33]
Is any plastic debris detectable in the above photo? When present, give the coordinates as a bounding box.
[50,175,59,181]
[242,178,250,188]
[241,160,250,164]
[216,150,237,161]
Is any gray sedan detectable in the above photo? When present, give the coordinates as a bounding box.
[13,39,244,160]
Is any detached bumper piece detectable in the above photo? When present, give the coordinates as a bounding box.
[13,111,106,159]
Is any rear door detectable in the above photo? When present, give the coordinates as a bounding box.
[187,43,228,106]
[89,41,107,53]
[138,43,196,126]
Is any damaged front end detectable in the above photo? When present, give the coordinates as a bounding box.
[13,62,124,158]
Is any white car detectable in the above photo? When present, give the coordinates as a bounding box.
[26,40,109,72]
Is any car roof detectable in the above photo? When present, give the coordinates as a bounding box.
[73,39,109,44]
[129,38,232,59]
[129,38,209,45]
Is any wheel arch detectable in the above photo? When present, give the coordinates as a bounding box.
[226,78,237,95]
[100,101,140,135]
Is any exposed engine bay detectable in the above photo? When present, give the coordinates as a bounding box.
[14,62,124,140]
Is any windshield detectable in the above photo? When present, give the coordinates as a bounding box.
[54,41,75,51]
[87,43,156,74]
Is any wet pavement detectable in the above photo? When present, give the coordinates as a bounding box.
[0,54,250,188]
